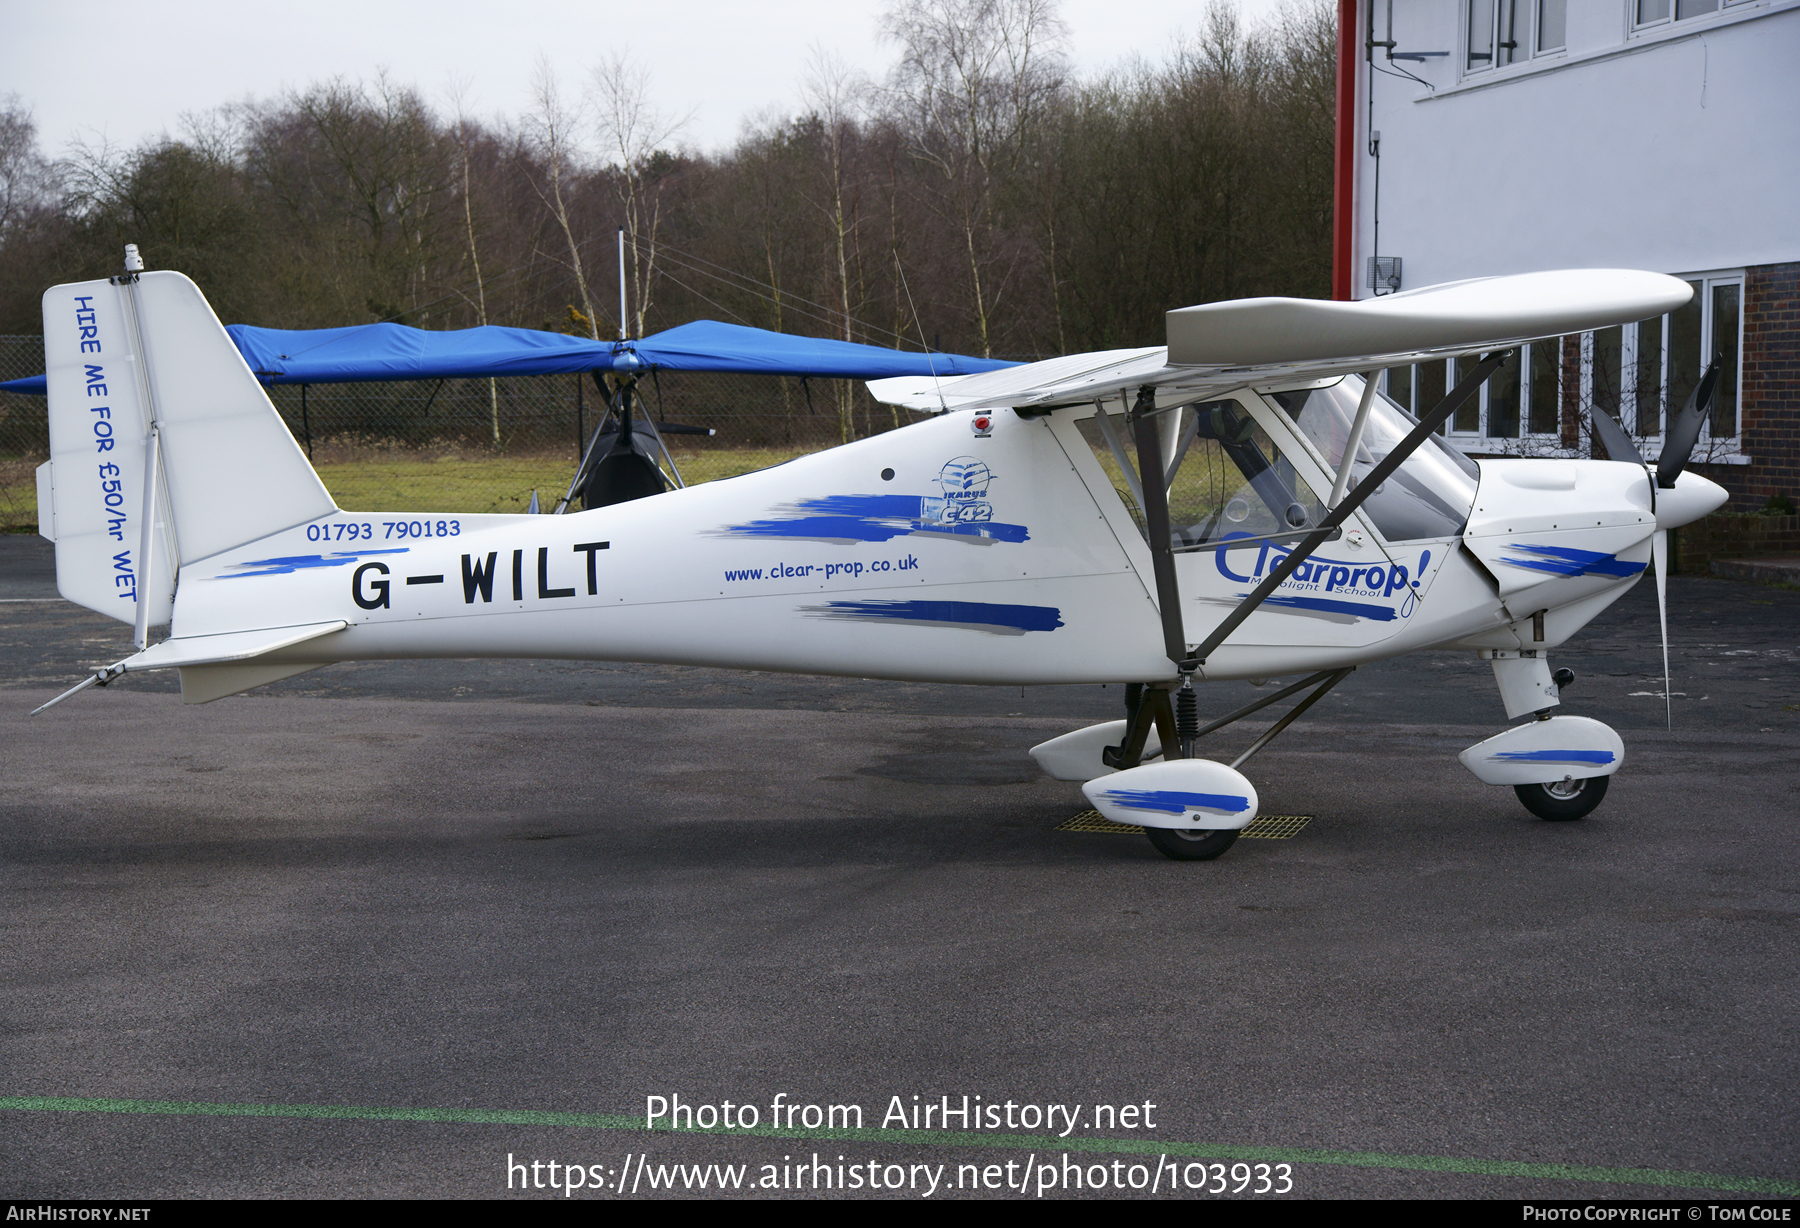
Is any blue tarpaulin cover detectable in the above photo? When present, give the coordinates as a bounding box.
[0,319,1011,395]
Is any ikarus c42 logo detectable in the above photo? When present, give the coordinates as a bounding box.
[924,456,993,525]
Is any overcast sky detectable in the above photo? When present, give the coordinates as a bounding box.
[6,0,1295,157]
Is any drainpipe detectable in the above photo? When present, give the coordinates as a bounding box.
[1333,0,1359,302]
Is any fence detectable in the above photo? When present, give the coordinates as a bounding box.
[0,336,45,531]
[0,334,931,531]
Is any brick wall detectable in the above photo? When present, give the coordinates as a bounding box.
[1673,512,1800,571]
[1737,260,1800,510]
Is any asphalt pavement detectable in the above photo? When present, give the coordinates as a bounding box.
[1,534,1795,1199]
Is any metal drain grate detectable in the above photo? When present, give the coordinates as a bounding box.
[1240,815,1312,840]
[1056,810,1313,839]
[1057,810,1143,834]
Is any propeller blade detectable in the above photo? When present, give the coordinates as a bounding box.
[1656,355,1722,489]
[1653,528,1671,730]
[1590,405,1644,467]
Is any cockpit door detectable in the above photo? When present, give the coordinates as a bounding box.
[1049,391,1420,659]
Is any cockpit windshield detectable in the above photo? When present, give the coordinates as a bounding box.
[1266,376,1479,541]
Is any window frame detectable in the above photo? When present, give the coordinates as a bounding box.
[1633,0,1761,36]
[1464,0,1567,78]
[1382,271,1745,459]
[1610,271,1745,448]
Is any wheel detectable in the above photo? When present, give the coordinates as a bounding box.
[1145,826,1240,861]
[1513,775,1609,821]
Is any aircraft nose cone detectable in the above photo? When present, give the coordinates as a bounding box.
[1656,470,1728,531]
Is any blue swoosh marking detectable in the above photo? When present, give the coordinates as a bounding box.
[1255,594,1398,621]
[1490,749,1616,765]
[726,515,920,542]
[215,548,410,578]
[720,494,1029,544]
[1097,789,1251,816]
[805,599,1063,634]
[1499,545,1644,579]
[797,494,926,518]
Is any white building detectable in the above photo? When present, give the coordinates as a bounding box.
[1334,0,1799,508]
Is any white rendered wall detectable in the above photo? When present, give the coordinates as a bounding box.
[1351,0,1800,296]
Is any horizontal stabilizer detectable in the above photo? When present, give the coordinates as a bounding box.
[120,620,347,671]
[31,620,346,715]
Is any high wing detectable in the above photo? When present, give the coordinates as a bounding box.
[869,269,1692,413]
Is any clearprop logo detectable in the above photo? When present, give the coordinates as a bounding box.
[1214,535,1431,621]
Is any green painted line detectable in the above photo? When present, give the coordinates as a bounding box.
[2,1096,1794,1196]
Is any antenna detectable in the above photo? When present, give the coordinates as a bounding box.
[618,229,628,341]
[895,262,947,414]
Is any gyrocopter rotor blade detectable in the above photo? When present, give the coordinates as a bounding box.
[1656,356,1722,490]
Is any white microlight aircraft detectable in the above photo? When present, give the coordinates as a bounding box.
[33,257,1726,860]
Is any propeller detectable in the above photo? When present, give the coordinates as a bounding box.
[1590,359,1721,730]
[1588,402,1643,467]
[1652,526,1670,729]
[1657,355,1722,489]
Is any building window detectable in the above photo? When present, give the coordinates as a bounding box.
[1380,271,1743,456]
[1466,0,1564,72]
[1537,0,1566,51]
[1635,0,1740,31]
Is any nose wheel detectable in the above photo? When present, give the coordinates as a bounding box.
[1514,775,1608,821]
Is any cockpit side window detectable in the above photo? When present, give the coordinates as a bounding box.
[1267,376,1479,542]
[1075,398,1327,550]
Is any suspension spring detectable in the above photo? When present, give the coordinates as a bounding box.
[1177,684,1199,743]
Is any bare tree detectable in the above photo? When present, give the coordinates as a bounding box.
[447,80,501,443]
[801,47,872,440]
[293,75,454,319]
[590,51,689,339]
[881,0,1068,357]
[0,97,54,239]
[524,59,602,340]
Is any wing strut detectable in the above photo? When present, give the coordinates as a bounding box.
[1130,385,1188,668]
[1083,389,1195,769]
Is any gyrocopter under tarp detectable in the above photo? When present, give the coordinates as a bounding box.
[220,318,1016,513]
[220,318,1012,384]
[0,318,1009,390]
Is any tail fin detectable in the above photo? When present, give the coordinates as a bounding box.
[39,271,336,626]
